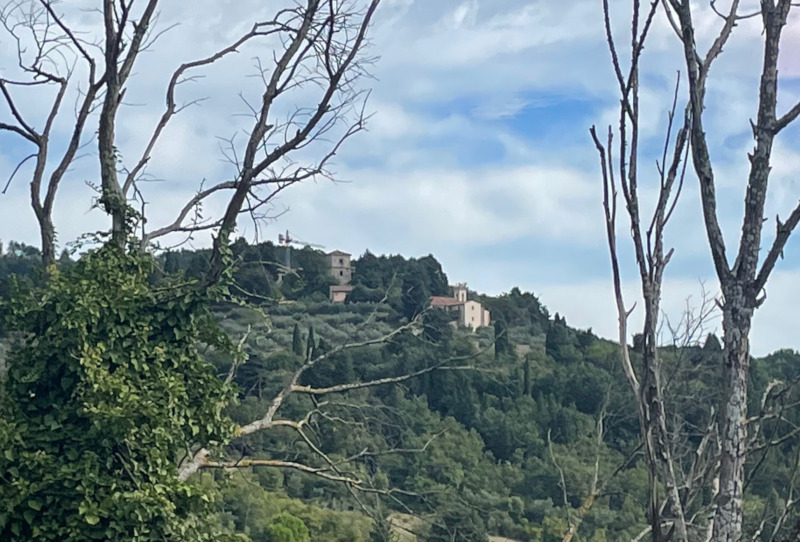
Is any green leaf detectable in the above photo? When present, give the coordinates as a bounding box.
[22,510,35,525]
[27,499,42,511]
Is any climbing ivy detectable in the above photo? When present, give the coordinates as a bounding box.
[0,245,237,541]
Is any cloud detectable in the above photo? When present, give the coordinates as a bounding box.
[2,0,800,356]
[536,265,800,358]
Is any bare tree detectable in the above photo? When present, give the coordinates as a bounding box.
[1,0,379,268]
[0,0,106,264]
[0,0,396,496]
[591,0,697,539]
[658,1,800,540]
[596,0,800,540]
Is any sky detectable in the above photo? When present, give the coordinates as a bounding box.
[1,0,799,356]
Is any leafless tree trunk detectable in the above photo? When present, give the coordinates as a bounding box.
[598,0,800,540]
[658,1,800,539]
[1,0,401,490]
[1,0,379,269]
[592,1,698,539]
[0,1,105,265]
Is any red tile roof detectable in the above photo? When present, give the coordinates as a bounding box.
[430,296,463,307]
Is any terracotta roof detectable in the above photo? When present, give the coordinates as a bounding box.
[430,296,463,307]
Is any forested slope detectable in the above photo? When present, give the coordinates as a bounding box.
[2,242,799,541]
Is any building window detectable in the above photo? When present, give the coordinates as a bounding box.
[339,258,344,265]
[339,270,344,276]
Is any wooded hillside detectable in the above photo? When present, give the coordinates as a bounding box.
[2,242,799,541]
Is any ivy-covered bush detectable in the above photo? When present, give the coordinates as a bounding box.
[0,246,236,541]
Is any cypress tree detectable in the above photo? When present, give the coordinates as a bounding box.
[292,323,304,356]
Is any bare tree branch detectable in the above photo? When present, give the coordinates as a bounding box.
[754,204,800,296]
[203,0,380,287]
[1,1,103,264]
[626,0,800,538]
[121,20,288,197]
[774,100,800,134]
[178,310,416,481]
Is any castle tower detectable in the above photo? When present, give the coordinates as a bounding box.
[453,283,467,302]
[327,250,353,285]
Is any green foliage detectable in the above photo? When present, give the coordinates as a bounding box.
[305,325,316,360]
[400,269,429,321]
[494,317,511,359]
[422,309,454,346]
[292,323,304,356]
[350,251,448,319]
[158,242,333,302]
[267,512,310,542]
[426,505,488,542]
[216,471,370,541]
[368,504,397,542]
[483,287,549,332]
[0,246,236,541]
[0,242,45,304]
[3,239,800,541]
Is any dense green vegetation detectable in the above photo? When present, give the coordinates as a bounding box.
[2,241,800,541]
[0,246,239,540]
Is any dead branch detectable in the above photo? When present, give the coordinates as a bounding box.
[178,308,492,484]
[593,0,700,539]
[178,312,420,480]
[559,407,605,542]
[0,0,104,265]
[4,0,382,276]
[201,0,381,287]
[659,1,800,538]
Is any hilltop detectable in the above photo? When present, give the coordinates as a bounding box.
[2,240,799,541]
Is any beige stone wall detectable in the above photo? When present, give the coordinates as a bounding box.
[433,283,491,330]
[462,300,486,330]
[327,252,352,285]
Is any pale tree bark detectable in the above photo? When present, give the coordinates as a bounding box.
[1,0,380,269]
[550,403,641,542]
[177,309,483,491]
[1,0,440,502]
[592,1,699,539]
[0,1,105,265]
[659,1,800,540]
[601,0,800,539]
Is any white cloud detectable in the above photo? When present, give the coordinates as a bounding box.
[449,0,478,30]
[537,270,799,358]
[2,0,800,356]
[269,161,603,261]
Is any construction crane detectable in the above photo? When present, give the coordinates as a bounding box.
[277,230,325,272]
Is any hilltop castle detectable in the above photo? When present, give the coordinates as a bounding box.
[327,250,354,302]
[430,283,491,330]
[324,253,491,330]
